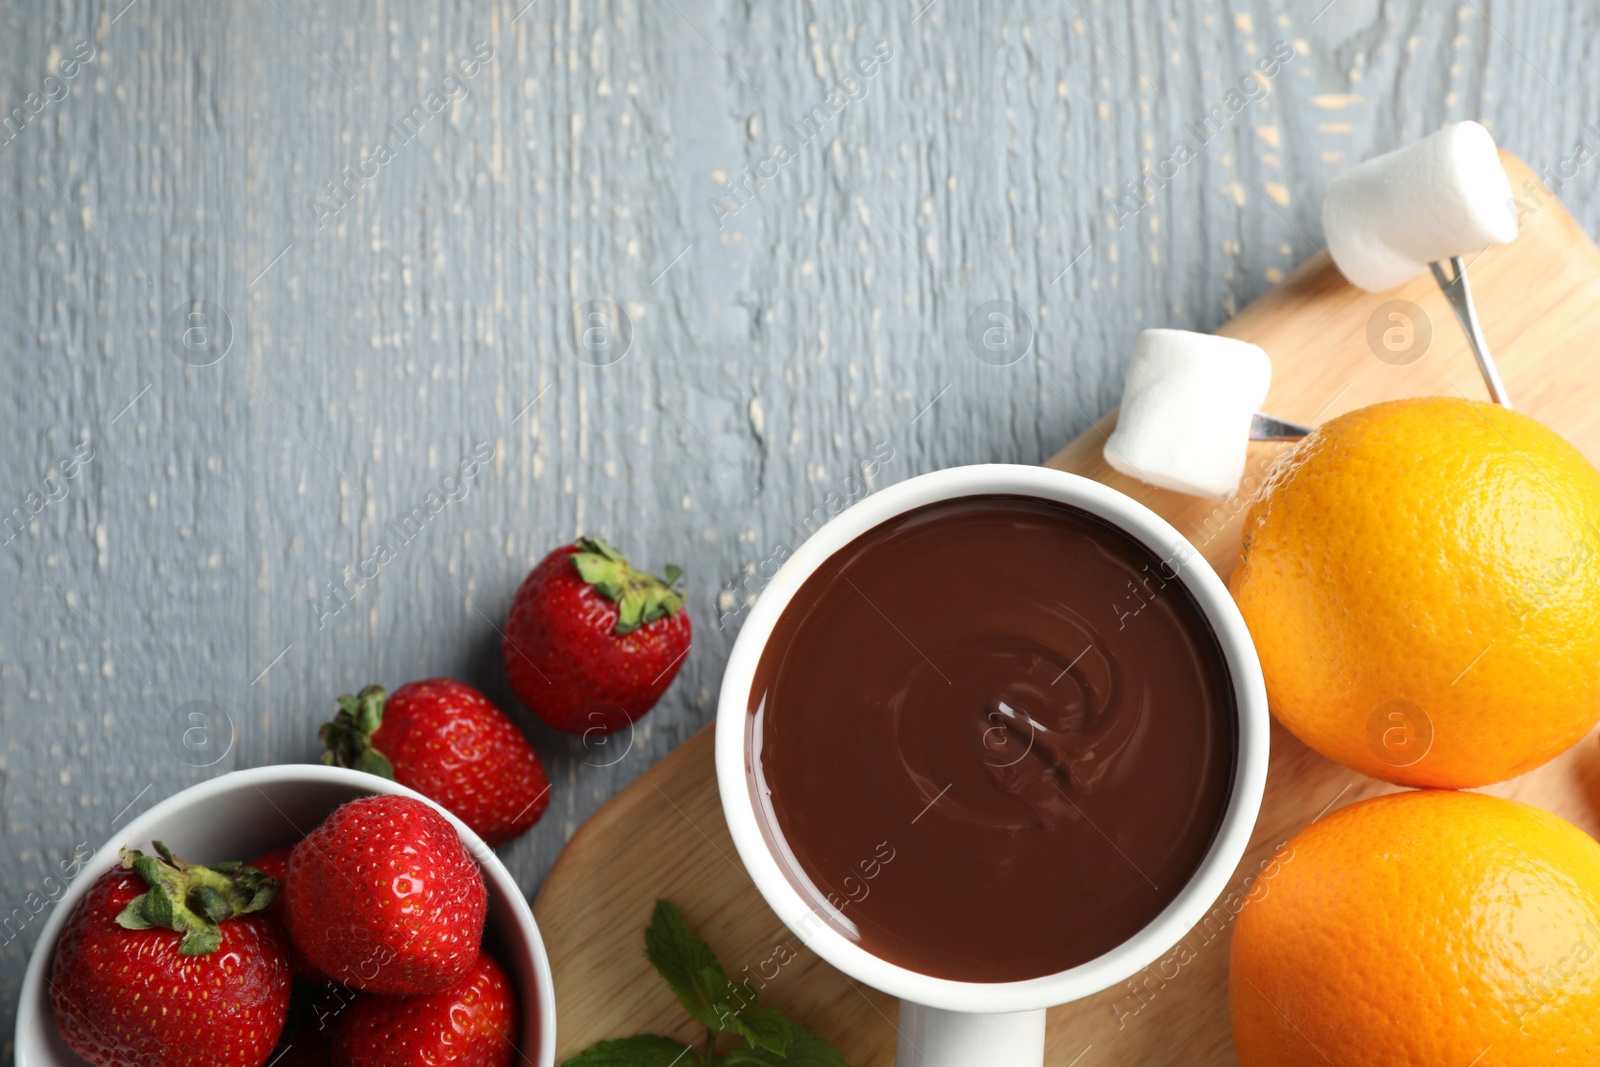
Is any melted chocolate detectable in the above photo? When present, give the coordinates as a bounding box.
[747,495,1235,982]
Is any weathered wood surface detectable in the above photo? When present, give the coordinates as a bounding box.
[3,0,1598,1051]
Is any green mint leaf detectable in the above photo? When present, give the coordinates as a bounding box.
[698,965,740,1005]
[724,1006,792,1054]
[774,1025,851,1067]
[706,966,764,1034]
[644,901,727,1028]
[561,1034,698,1067]
[715,1024,851,1066]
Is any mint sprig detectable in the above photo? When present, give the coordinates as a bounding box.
[563,901,850,1067]
[564,1036,698,1066]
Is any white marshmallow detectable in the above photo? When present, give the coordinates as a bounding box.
[1322,121,1518,291]
[1103,329,1272,500]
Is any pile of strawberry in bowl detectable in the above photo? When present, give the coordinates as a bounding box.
[15,538,692,1067]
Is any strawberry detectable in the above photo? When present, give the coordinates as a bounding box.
[502,536,691,734]
[285,794,487,995]
[247,847,330,981]
[50,843,290,1067]
[319,679,551,846]
[330,950,519,1067]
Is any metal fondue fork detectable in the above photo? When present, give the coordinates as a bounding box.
[1247,254,1511,442]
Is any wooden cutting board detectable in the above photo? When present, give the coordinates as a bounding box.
[533,154,1600,1065]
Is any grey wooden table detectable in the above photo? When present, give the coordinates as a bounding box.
[3,0,1597,1051]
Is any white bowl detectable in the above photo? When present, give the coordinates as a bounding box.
[13,765,557,1067]
[716,465,1269,1029]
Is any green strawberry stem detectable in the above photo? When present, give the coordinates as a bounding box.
[114,842,279,955]
[318,685,397,779]
[571,536,685,636]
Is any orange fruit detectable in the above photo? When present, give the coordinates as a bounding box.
[1231,790,1600,1065]
[1231,396,1600,787]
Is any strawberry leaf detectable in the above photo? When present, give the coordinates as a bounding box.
[319,685,397,781]
[354,747,395,778]
[576,536,628,564]
[189,885,234,923]
[114,844,279,956]
[562,1035,699,1067]
[616,590,647,634]
[644,901,726,1028]
[570,538,686,635]
[572,552,627,598]
[112,900,155,930]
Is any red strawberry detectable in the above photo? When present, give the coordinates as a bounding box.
[247,847,330,981]
[331,950,519,1066]
[50,844,290,1067]
[503,537,691,734]
[286,795,487,995]
[319,679,551,846]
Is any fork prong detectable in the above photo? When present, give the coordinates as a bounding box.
[1249,412,1314,441]
[1431,256,1512,408]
